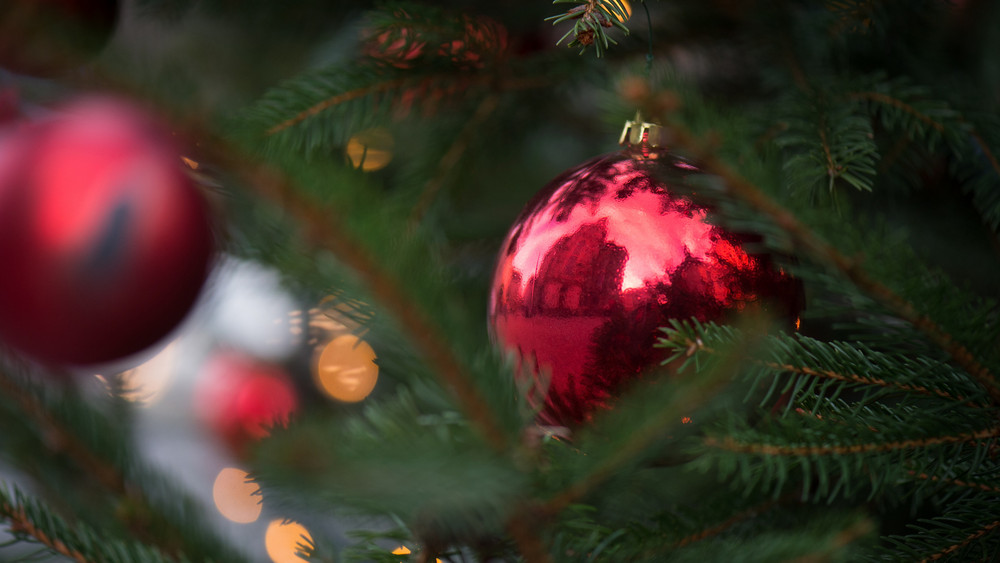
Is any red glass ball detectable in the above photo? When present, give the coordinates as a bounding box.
[0,98,214,366]
[196,353,299,455]
[488,150,800,426]
[0,0,119,75]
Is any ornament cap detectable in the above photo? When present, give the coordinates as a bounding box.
[619,111,667,156]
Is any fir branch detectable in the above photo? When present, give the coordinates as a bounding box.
[546,0,630,57]
[704,425,1000,457]
[210,153,512,454]
[409,93,500,224]
[663,118,1000,405]
[265,76,412,136]
[664,324,985,408]
[0,495,88,563]
[906,471,1000,494]
[919,520,1000,563]
[673,497,781,548]
[0,484,180,563]
[540,331,751,516]
[786,517,875,563]
[0,370,123,495]
[850,91,948,135]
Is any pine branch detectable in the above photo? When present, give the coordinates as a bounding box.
[659,322,990,409]
[907,471,1000,494]
[540,326,756,516]
[0,365,246,562]
[704,426,1000,457]
[0,484,180,563]
[663,118,1000,405]
[545,0,630,57]
[209,148,513,454]
[919,520,1000,563]
[673,496,782,548]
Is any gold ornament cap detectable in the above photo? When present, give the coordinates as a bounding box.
[619,111,667,156]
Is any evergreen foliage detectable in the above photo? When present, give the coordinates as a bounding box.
[1,0,999,561]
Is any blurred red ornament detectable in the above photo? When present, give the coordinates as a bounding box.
[488,118,801,427]
[196,353,299,455]
[0,97,214,366]
[0,0,118,75]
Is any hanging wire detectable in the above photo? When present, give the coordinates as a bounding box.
[642,0,653,78]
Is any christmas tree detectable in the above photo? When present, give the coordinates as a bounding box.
[1,0,999,561]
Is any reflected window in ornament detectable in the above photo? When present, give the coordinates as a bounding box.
[346,128,394,171]
[265,520,313,563]
[212,467,261,524]
[313,334,378,403]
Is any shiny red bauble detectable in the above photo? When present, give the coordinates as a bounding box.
[0,0,118,75]
[196,353,299,455]
[488,147,801,426]
[0,98,214,366]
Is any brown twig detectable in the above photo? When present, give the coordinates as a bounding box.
[907,470,1000,494]
[663,120,1000,405]
[705,426,1000,457]
[0,499,89,563]
[409,94,500,224]
[215,158,511,454]
[674,497,781,548]
[919,519,1000,562]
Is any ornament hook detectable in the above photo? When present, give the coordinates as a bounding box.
[619,111,666,156]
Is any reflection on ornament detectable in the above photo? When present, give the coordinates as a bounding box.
[265,519,313,563]
[94,341,177,405]
[313,334,378,403]
[488,118,801,426]
[212,467,261,524]
[346,128,394,171]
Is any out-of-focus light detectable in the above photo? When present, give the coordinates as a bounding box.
[681,416,693,424]
[181,156,200,169]
[94,341,177,405]
[613,0,631,22]
[313,334,378,403]
[212,467,261,524]
[265,519,313,563]
[795,317,801,331]
[391,546,442,562]
[346,128,394,171]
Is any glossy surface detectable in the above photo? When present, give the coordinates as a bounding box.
[0,98,214,365]
[489,150,800,426]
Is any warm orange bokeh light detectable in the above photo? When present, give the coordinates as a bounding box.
[392,546,411,555]
[212,467,262,524]
[795,316,801,331]
[681,416,693,424]
[346,128,394,171]
[265,519,313,563]
[613,0,631,22]
[313,334,378,403]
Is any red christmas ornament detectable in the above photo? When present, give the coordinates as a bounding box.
[0,0,119,75]
[488,117,801,426]
[196,353,299,455]
[0,97,214,366]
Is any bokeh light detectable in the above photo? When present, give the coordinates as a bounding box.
[313,334,378,403]
[392,546,411,555]
[265,519,313,563]
[94,341,177,405]
[346,128,394,171]
[212,467,261,524]
[614,0,632,22]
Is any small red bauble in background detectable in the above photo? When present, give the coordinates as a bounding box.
[0,97,214,366]
[362,11,507,70]
[0,0,119,75]
[196,353,299,455]
[488,118,802,427]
